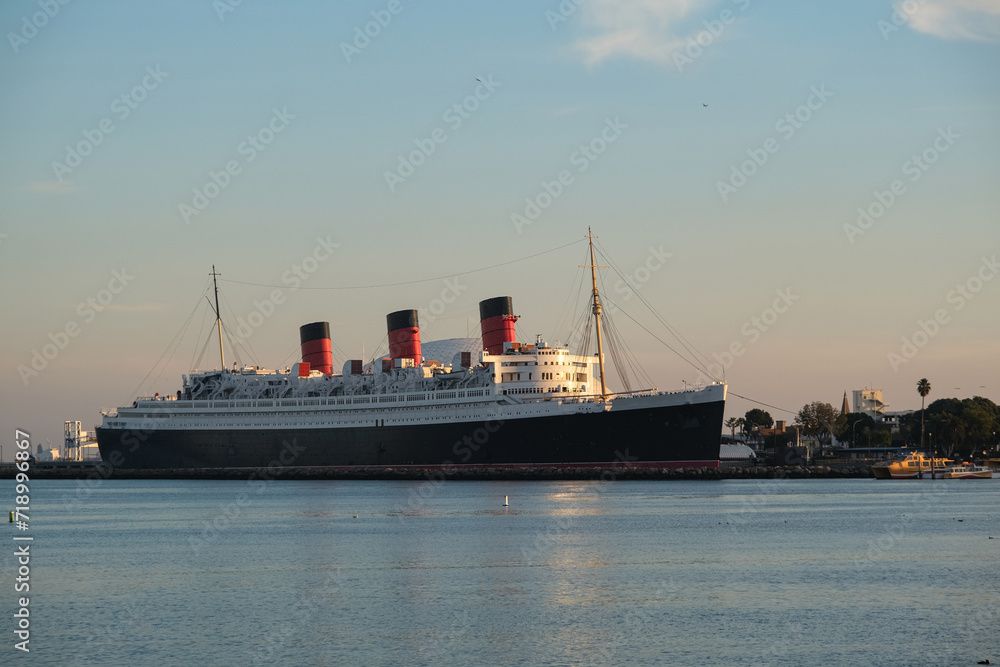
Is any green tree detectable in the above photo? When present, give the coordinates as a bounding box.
[744,409,773,431]
[902,396,1000,453]
[867,429,892,447]
[838,413,875,446]
[795,401,842,445]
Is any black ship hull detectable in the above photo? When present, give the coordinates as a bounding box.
[96,397,724,470]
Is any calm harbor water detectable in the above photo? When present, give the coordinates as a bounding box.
[3,476,998,666]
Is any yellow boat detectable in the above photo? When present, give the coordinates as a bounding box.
[872,451,954,479]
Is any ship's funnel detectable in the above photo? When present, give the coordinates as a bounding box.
[299,321,333,376]
[479,296,519,355]
[386,309,421,365]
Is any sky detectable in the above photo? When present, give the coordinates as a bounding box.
[1,0,998,453]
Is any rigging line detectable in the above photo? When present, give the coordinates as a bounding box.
[188,296,213,372]
[600,292,720,381]
[593,241,714,373]
[727,391,797,416]
[596,271,627,391]
[549,246,590,343]
[603,304,652,390]
[219,238,587,291]
[276,345,304,373]
[598,271,651,392]
[149,310,201,391]
[124,288,207,405]
[219,290,258,365]
[366,332,389,366]
[193,324,216,372]
[594,241,711,371]
[596,269,650,388]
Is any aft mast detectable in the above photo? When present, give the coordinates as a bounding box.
[583,228,609,399]
[210,265,226,371]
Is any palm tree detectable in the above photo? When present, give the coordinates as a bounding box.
[917,378,931,477]
[725,417,739,442]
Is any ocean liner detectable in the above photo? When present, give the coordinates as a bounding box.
[96,232,726,469]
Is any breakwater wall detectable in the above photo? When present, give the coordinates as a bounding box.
[11,463,873,481]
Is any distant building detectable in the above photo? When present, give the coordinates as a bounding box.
[853,389,887,418]
[720,443,757,468]
[879,410,912,435]
[841,391,850,416]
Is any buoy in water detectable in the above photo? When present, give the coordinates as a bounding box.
[503,495,509,507]
[8,511,13,523]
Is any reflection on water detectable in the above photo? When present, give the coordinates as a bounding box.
[3,478,998,666]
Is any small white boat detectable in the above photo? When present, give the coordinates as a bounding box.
[941,464,993,479]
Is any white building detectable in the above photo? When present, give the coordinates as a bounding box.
[853,389,887,418]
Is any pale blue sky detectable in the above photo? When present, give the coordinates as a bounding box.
[2,0,998,451]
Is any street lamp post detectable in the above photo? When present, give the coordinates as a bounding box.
[928,432,934,479]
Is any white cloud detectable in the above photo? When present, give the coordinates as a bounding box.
[25,180,82,195]
[900,0,1000,42]
[573,0,720,67]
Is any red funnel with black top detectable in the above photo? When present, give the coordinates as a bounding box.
[299,321,333,376]
[479,296,519,355]
[386,309,421,365]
